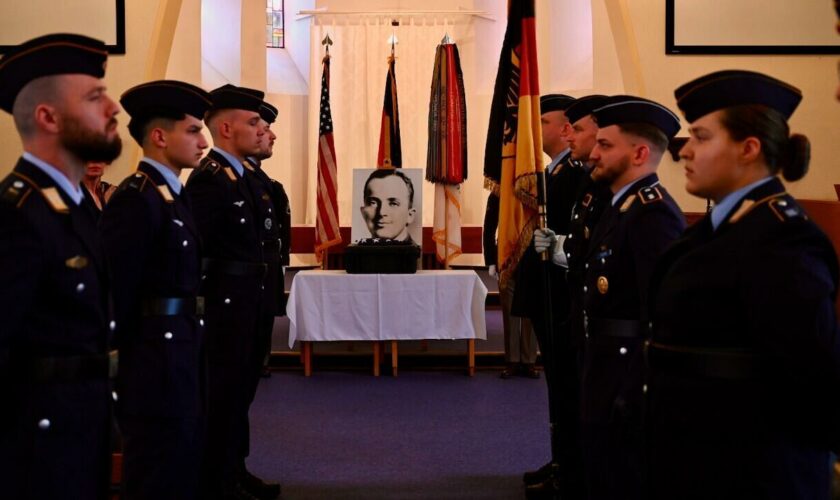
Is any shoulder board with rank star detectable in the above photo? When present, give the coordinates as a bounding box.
[0,174,34,209]
[638,185,663,204]
[767,195,804,222]
[122,171,151,192]
[199,159,221,175]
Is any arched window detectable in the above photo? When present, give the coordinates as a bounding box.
[265,0,284,48]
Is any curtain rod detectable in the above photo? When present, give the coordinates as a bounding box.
[297,9,495,22]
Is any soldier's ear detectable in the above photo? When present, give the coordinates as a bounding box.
[34,103,59,134]
[149,127,167,148]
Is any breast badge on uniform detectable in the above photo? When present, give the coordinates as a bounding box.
[65,255,89,269]
[265,218,273,230]
[597,276,609,294]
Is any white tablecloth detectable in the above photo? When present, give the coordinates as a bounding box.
[287,270,488,347]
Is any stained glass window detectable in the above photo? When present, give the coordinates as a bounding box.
[266,0,284,48]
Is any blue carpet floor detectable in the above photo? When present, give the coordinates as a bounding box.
[247,370,550,499]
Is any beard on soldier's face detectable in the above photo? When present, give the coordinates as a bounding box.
[61,115,122,164]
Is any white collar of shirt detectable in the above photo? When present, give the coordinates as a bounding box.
[212,147,244,177]
[141,157,183,195]
[546,148,570,175]
[22,152,84,205]
[710,176,775,231]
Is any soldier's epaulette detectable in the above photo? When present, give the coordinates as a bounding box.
[767,196,804,222]
[199,159,222,175]
[0,173,35,209]
[119,171,152,193]
[638,185,663,204]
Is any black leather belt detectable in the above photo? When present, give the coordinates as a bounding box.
[202,258,266,278]
[27,350,118,382]
[141,297,205,316]
[645,341,768,380]
[586,318,642,339]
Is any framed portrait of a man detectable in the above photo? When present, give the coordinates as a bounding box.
[351,168,423,245]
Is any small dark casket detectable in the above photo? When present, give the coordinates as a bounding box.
[344,238,421,274]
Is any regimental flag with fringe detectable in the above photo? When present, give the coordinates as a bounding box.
[377,55,402,168]
[315,53,342,262]
[426,41,467,266]
[483,0,543,286]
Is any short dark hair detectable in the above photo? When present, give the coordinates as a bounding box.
[128,109,186,146]
[616,122,669,154]
[363,168,414,208]
[720,104,809,182]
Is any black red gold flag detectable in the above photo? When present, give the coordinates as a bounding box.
[376,55,402,168]
[483,0,543,285]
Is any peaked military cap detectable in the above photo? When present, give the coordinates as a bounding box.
[564,95,608,125]
[121,80,212,121]
[675,70,802,123]
[209,84,264,113]
[593,95,681,139]
[540,94,575,114]
[259,101,278,124]
[0,33,108,113]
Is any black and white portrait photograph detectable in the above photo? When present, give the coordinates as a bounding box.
[351,167,423,244]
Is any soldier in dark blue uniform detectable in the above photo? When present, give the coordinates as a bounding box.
[238,99,290,495]
[0,34,122,500]
[100,80,212,499]
[186,84,280,500]
[527,95,609,499]
[647,71,840,500]
[511,94,586,500]
[578,96,685,500]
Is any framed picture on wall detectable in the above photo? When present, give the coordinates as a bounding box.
[0,0,126,54]
[666,0,840,55]
[351,168,424,245]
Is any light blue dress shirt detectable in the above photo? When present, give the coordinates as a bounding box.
[212,147,244,178]
[141,157,183,195]
[710,176,775,231]
[22,152,84,205]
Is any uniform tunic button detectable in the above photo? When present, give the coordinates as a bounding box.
[619,347,628,355]
[224,298,231,304]
[574,214,579,220]
[76,283,85,293]
[583,286,588,293]
[164,332,173,340]
[38,418,50,430]
[112,391,119,402]
[261,285,265,290]
[200,319,205,327]
[585,263,589,269]
[268,208,272,213]
[182,240,188,247]
[568,234,573,239]
[566,253,571,259]
[109,320,116,331]
[240,218,246,224]
[643,384,648,394]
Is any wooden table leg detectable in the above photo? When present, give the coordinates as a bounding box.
[467,339,476,376]
[303,341,312,377]
[373,341,381,377]
[391,340,398,377]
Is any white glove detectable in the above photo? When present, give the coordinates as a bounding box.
[488,264,498,279]
[534,228,557,253]
[534,228,569,268]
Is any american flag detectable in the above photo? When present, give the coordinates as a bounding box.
[315,54,341,262]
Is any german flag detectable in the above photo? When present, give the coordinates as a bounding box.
[377,55,402,168]
[483,0,542,286]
